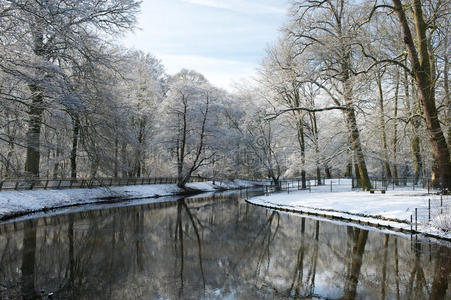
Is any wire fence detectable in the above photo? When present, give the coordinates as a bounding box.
[0,176,275,191]
[410,195,451,230]
[260,177,451,233]
[356,177,446,193]
[0,176,210,191]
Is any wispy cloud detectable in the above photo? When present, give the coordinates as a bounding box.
[182,0,286,15]
[121,0,289,91]
[158,54,256,91]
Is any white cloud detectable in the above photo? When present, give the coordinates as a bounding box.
[181,0,286,15]
[120,0,289,92]
[158,54,256,91]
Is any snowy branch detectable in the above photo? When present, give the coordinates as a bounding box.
[265,106,349,120]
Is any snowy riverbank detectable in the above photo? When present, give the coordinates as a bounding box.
[247,179,451,240]
[0,179,260,221]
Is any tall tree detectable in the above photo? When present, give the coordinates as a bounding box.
[376,69,393,180]
[261,41,309,188]
[287,0,372,190]
[161,70,219,188]
[392,68,400,185]
[2,0,140,177]
[124,51,165,177]
[370,0,451,189]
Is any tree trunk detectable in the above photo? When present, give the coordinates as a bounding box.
[443,32,450,149]
[337,13,371,191]
[121,142,127,178]
[5,141,14,177]
[346,105,371,190]
[345,148,353,177]
[325,166,331,179]
[135,118,146,178]
[354,160,362,188]
[52,152,59,179]
[271,174,281,191]
[376,71,392,181]
[177,98,188,188]
[114,136,118,178]
[3,111,16,177]
[411,135,423,184]
[431,161,440,188]
[311,112,322,185]
[135,160,141,178]
[392,69,400,185]
[297,115,307,188]
[90,158,98,178]
[52,132,62,179]
[70,115,80,179]
[24,20,46,178]
[404,70,422,184]
[393,0,451,189]
[24,86,44,177]
[343,74,371,190]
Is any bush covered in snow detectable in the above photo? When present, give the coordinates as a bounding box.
[431,214,451,232]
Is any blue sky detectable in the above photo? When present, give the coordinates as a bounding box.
[121,0,290,91]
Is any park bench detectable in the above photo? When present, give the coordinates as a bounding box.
[369,189,386,194]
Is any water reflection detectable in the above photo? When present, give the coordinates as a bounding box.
[0,192,450,299]
[21,220,37,300]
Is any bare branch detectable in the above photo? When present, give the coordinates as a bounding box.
[266,106,348,120]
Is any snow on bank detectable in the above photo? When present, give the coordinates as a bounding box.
[247,179,451,240]
[0,180,261,221]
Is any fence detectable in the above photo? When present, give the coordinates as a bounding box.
[354,177,444,193]
[0,176,210,191]
[410,195,451,231]
[254,176,448,194]
[260,177,450,234]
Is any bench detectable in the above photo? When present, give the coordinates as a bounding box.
[370,189,386,194]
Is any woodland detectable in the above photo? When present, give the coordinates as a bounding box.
[0,0,450,190]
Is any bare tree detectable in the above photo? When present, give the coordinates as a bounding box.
[376,68,393,180]
[367,0,451,188]
[260,41,309,187]
[286,0,373,190]
[161,70,219,188]
[1,0,140,177]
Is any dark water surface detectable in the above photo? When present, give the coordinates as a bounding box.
[0,191,450,299]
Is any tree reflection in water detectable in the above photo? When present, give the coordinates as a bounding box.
[0,192,449,299]
[253,211,280,282]
[343,228,368,299]
[430,245,451,300]
[174,199,206,299]
[21,219,37,300]
[286,218,320,298]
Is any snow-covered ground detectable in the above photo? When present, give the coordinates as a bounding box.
[0,179,260,221]
[248,178,451,240]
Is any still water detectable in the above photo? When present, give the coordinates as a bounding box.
[0,190,450,299]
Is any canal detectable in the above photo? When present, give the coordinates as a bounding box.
[0,190,450,299]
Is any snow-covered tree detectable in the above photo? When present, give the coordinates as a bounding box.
[159,70,221,188]
[0,0,140,177]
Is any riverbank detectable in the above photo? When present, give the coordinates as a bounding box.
[247,179,451,241]
[0,179,260,221]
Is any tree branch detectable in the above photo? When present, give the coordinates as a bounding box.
[266,106,348,120]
